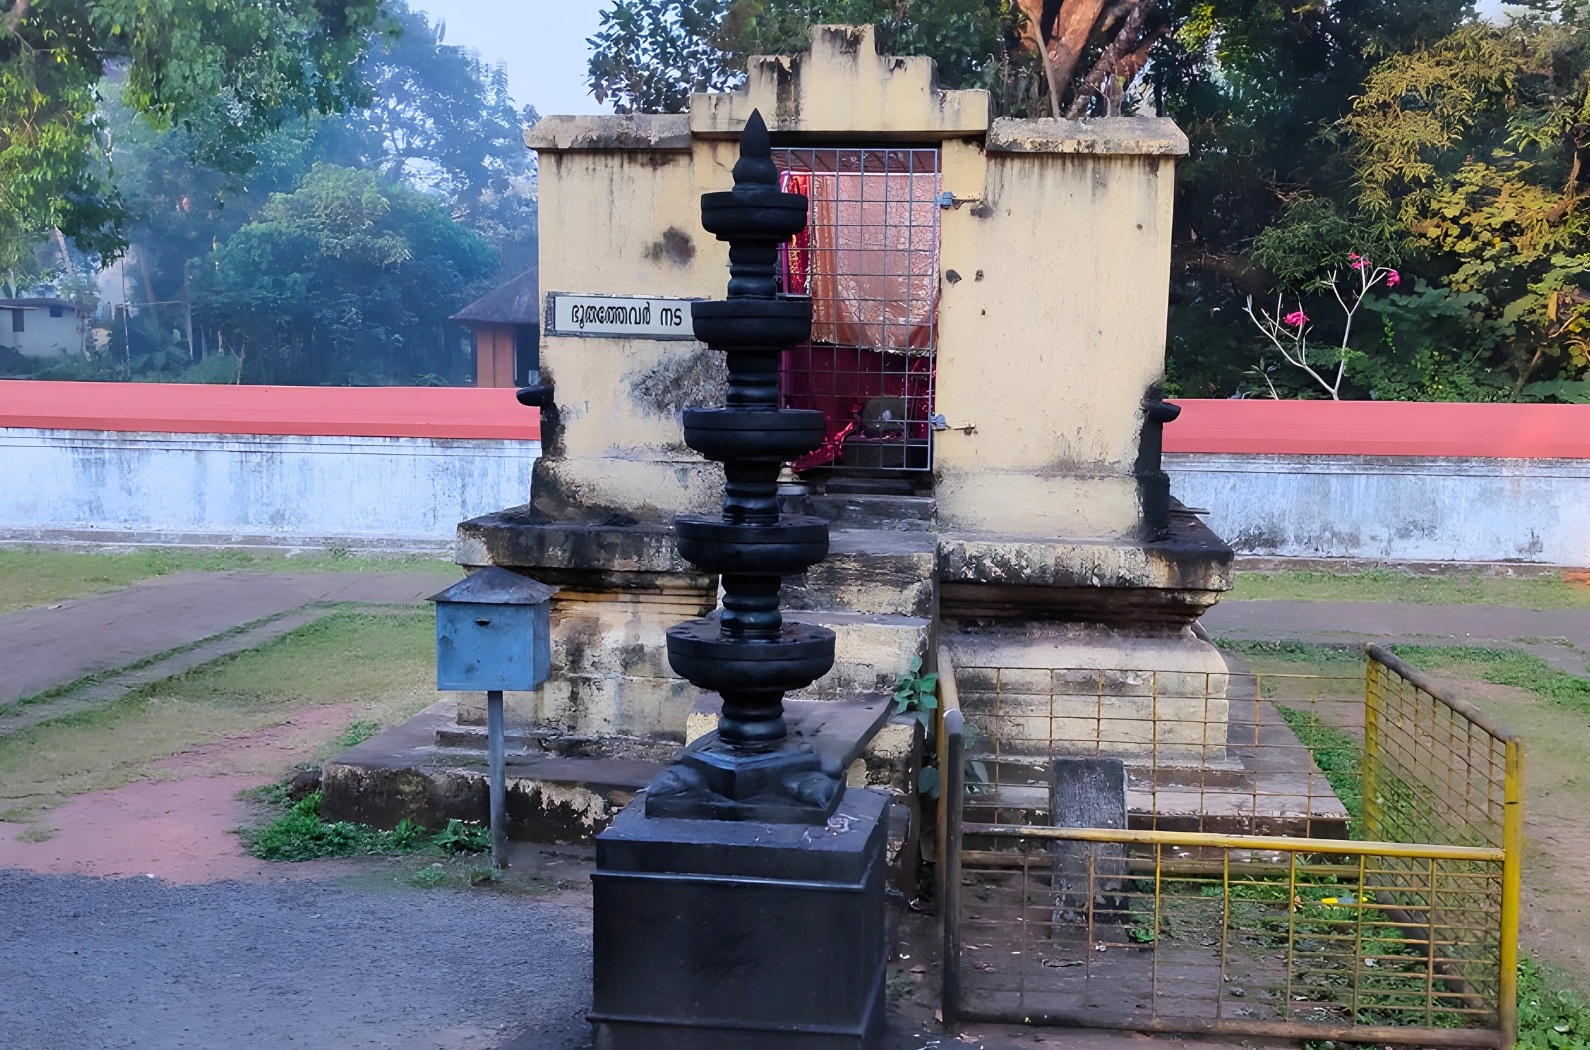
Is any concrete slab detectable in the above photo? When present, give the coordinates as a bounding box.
[0,569,451,705]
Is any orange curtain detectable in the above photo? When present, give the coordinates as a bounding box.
[804,173,938,351]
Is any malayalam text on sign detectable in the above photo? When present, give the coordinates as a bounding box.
[544,293,699,340]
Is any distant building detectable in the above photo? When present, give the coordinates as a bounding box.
[0,298,86,357]
[450,267,538,388]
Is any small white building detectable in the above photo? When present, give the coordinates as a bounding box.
[0,298,86,357]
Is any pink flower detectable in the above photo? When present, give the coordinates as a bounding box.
[1348,251,1364,270]
[1284,310,1309,327]
[1385,269,1401,287]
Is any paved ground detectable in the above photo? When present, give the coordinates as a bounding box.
[1201,598,1590,673]
[0,868,594,1050]
[0,570,447,706]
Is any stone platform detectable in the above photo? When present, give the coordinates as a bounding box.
[959,692,1351,838]
[321,697,923,845]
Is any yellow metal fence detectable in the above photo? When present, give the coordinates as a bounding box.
[935,643,1524,1048]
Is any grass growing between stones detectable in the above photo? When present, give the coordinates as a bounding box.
[0,610,436,818]
[1228,569,1590,609]
[0,545,459,614]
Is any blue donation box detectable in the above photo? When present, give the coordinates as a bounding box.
[429,566,557,691]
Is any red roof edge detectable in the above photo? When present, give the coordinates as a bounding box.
[0,380,540,440]
[1164,399,1590,459]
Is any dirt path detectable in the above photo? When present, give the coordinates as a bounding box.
[0,570,446,705]
[0,704,355,881]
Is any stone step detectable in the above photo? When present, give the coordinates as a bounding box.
[785,610,931,701]
[807,493,935,532]
[321,701,666,844]
[783,529,937,618]
[435,723,680,763]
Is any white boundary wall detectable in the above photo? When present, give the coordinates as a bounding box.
[1167,452,1590,566]
[0,428,540,552]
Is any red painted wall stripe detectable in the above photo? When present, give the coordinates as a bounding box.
[3,382,1586,456]
[0,380,540,440]
[1164,399,1590,459]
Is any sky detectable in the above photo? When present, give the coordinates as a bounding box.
[414,0,614,116]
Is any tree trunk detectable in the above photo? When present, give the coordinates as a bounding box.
[1065,0,1154,118]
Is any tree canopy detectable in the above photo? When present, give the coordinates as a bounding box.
[2,0,536,387]
[0,0,383,271]
[196,163,497,385]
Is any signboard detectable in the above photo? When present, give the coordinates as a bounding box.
[544,293,699,340]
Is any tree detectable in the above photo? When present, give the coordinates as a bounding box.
[196,164,497,385]
[1153,0,1472,396]
[0,0,382,271]
[586,0,1008,114]
[1339,18,1590,393]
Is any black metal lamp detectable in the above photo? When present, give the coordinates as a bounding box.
[644,110,843,823]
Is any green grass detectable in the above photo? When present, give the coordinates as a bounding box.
[1229,569,1590,609]
[241,789,490,861]
[330,720,382,750]
[1217,638,1590,716]
[1392,645,1590,715]
[1216,638,1365,667]
[0,610,436,816]
[0,545,459,614]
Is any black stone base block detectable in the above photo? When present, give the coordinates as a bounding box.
[590,788,888,1050]
[645,734,844,822]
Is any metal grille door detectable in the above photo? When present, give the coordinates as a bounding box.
[773,148,941,474]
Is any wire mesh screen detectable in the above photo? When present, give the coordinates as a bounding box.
[1364,650,1515,851]
[942,650,1521,1046]
[954,833,1505,1042]
[956,664,1363,839]
[772,148,940,473]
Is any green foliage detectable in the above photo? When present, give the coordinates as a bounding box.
[432,819,491,854]
[586,0,1008,114]
[1352,279,1510,401]
[0,0,381,271]
[1517,957,1590,1050]
[242,789,491,861]
[893,654,939,731]
[1333,18,1590,394]
[196,163,496,384]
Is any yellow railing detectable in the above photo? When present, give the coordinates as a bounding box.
[935,643,1524,1049]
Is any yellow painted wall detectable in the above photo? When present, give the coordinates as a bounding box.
[935,149,1180,539]
[529,27,1186,540]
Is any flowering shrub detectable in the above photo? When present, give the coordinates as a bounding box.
[1244,252,1401,399]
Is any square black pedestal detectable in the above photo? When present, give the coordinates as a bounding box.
[590,787,888,1050]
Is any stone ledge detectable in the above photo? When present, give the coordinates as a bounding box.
[524,114,692,152]
[986,117,1189,157]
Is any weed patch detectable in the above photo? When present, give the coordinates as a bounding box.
[241,790,489,862]
[1518,956,1590,1049]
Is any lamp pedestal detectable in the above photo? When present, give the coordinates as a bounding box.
[591,789,888,1050]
